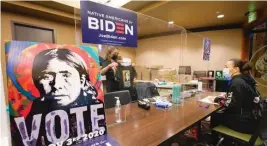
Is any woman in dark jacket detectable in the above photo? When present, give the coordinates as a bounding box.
[100,46,120,92]
[211,58,259,134]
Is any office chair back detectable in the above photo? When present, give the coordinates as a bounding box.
[135,82,159,100]
[104,90,131,109]
[213,102,267,146]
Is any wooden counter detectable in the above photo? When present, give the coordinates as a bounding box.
[105,92,222,146]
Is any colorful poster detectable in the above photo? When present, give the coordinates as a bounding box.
[74,134,120,146]
[80,1,137,47]
[5,41,107,146]
[203,38,211,61]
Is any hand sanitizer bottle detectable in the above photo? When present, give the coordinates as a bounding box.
[114,97,122,123]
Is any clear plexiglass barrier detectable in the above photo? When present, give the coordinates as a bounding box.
[74,6,189,96]
[73,2,219,101]
[74,5,187,123]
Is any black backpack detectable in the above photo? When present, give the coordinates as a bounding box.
[241,77,267,142]
[247,84,267,120]
[250,98,267,142]
[240,77,267,120]
[252,97,267,120]
[247,84,267,141]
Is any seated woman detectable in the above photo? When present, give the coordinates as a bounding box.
[211,58,259,134]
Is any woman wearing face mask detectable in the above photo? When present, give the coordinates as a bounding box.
[101,46,120,92]
[211,58,259,134]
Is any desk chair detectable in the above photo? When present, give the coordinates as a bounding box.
[212,125,263,146]
[212,112,267,146]
[104,90,131,109]
[135,82,159,100]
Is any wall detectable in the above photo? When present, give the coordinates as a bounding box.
[117,47,136,63]
[136,34,184,68]
[0,11,136,142]
[1,11,78,144]
[136,29,243,71]
[1,11,76,98]
[1,11,136,90]
[98,46,136,63]
[0,12,243,102]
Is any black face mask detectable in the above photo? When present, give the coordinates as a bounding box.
[111,55,118,60]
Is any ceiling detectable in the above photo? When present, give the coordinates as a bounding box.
[123,1,267,29]
[136,12,185,38]
[51,0,131,8]
[2,1,267,38]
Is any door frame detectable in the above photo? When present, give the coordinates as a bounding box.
[248,22,267,59]
[11,20,56,43]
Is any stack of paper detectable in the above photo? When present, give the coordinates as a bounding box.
[199,96,218,105]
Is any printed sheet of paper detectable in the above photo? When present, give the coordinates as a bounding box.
[199,96,218,105]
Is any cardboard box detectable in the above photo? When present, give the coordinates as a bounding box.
[142,68,150,80]
[151,69,159,81]
[158,69,177,82]
[134,66,143,80]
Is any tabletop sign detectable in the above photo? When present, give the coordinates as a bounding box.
[80,1,137,47]
[203,38,211,61]
[5,41,107,146]
[74,134,120,146]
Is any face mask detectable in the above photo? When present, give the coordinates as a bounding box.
[111,54,118,60]
[223,68,232,80]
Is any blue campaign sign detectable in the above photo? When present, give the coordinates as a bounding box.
[80,1,138,48]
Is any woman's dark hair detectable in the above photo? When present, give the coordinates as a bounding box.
[104,46,118,61]
[229,58,253,73]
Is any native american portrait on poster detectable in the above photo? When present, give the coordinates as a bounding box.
[6,41,106,146]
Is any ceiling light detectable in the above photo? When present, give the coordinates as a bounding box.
[168,21,174,24]
[52,0,131,8]
[101,0,131,8]
[217,14,224,18]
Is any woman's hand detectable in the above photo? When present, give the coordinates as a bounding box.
[218,92,226,98]
[133,78,137,85]
[109,62,118,69]
[100,62,118,75]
